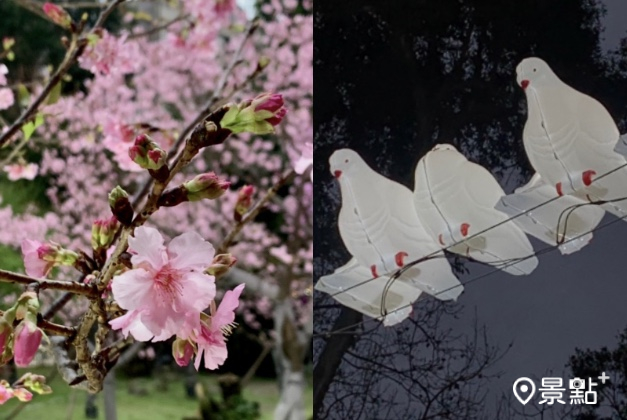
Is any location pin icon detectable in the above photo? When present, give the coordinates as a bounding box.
[513,377,536,405]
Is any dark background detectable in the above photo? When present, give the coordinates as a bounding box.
[314,0,627,418]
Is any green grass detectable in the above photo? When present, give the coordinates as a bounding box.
[2,368,313,420]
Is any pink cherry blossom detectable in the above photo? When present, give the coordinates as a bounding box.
[4,163,38,181]
[193,283,244,370]
[79,30,138,76]
[21,240,55,278]
[13,320,43,367]
[0,88,14,111]
[0,381,13,405]
[109,226,217,342]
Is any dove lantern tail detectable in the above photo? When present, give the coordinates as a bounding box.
[316,149,463,326]
[496,173,605,254]
[517,57,627,220]
[413,144,538,275]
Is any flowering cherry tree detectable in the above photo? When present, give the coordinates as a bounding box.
[0,0,312,417]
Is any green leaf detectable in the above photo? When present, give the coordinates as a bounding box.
[22,122,35,140]
[46,82,62,105]
[34,113,44,128]
[17,83,30,107]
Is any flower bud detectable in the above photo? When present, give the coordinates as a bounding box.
[13,319,43,367]
[219,93,287,135]
[14,292,39,321]
[0,380,13,404]
[91,216,119,250]
[42,3,72,29]
[2,37,15,51]
[108,186,134,226]
[206,253,237,277]
[19,373,52,395]
[128,134,167,170]
[183,173,230,202]
[234,185,254,222]
[12,387,32,402]
[172,338,194,367]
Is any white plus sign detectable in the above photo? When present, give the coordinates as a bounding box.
[598,372,610,384]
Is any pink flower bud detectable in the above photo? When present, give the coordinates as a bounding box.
[219,93,287,135]
[0,381,13,404]
[91,216,119,250]
[172,338,194,367]
[13,320,43,367]
[12,387,32,402]
[128,134,167,170]
[42,3,72,28]
[234,185,254,221]
[183,172,230,201]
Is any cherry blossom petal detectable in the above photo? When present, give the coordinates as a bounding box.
[128,226,166,268]
[167,231,215,271]
[176,271,216,313]
[110,268,155,310]
[212,283,245,328]
[194,338,228,370]
[109,310,153,341]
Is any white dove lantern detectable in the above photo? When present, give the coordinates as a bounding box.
[516,57,627,219]
[413,144,538,275]
[496,173,605,254]
[328,149,463,306]
[315,259,422,326]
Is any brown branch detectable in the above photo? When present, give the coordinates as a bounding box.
[128,14,190,40]
[38,318,76,337]
[0,269,96,296]
[217,169,295,254]
[0,0,126,147]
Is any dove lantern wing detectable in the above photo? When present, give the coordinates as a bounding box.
[413,144,538,275]
[315,259,422,326]
[495,173,605,255]
[517,57,627,220]
[329,149,463,305]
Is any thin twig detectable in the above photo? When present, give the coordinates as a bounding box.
[0,0,126,147]
[217,169,296,254]
[0,269,96,296]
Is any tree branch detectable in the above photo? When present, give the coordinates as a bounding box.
[0,269,96,296]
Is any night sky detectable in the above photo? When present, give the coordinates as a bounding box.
[314,0,627,418]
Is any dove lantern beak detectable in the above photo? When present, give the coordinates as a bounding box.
[521,79,530,90]
[334,170,342,178]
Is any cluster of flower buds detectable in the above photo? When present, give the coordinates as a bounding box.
[0,372,52,405]
[2,37,14,61]
[108,186,134,225]
[206,253,237,277]
[21,240,79,278]
[0,292,46,368]
[91,216,119,251]
[219,93,287,135]
[158,172,230,207]
[234,185,254,222]
[128,134,167,171]
[42,2,72,29]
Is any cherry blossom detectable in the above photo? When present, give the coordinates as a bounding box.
[109,226,217,341]
[192,283,245,370]
[3,163,38,181]
[0,88,14,111]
